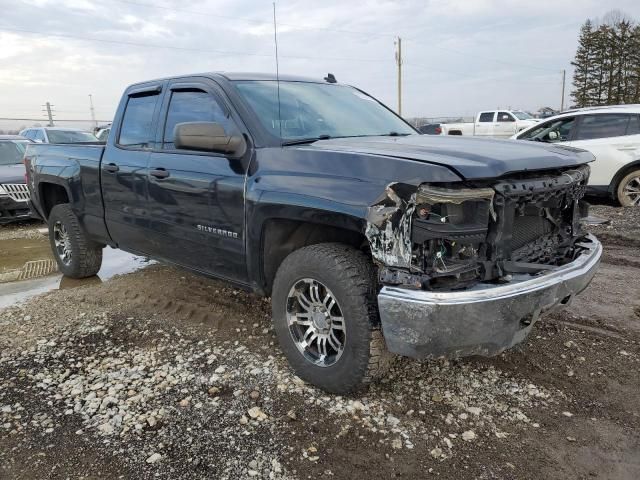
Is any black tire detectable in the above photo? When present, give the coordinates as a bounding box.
[48,204,103,278]
[272,243,393,394]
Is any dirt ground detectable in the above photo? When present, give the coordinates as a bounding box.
[0,203,639,480]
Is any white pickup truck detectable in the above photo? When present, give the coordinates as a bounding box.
[440,110,540,138]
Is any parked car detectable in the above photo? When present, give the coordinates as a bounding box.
[25,72,601,393]
[513,105,640,206]
[417,123,441,135]
[19,127,99,144]
[0,135,32,224]
[440,110,540,137]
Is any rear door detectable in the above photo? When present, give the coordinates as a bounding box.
[475,111,495,136]
[145,78,248,282]
[566,113,640,187]
[100,83,164,252]
[494,111,517,137]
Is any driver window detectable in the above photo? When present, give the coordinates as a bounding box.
[162,89,233,151]
[497,111,515,122]
[519,117,575,143]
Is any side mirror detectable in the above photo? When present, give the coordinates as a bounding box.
[174,122,246,158]
[548,131,559,140]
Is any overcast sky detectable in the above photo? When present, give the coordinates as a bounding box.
[2,0,640,130]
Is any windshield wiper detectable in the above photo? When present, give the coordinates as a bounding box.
[379,131,411,137]
[282,134,331,146]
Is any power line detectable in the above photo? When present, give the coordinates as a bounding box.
[0,26,387,64]
[112,0,397,38]
[405,40,561,74]
[403,60,561,86]
[115,0,561,72]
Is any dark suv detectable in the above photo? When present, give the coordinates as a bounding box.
[0,135,32,224]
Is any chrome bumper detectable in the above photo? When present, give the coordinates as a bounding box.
[377,235,602,359]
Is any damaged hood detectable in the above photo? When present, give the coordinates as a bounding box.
[299,135,594,180]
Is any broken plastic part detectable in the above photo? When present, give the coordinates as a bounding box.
[416,184,496,220]
[365,183,416,269]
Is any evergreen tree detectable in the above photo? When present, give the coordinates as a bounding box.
[570,20,594,107]
[570,11,640,107]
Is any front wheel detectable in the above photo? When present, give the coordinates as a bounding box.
[617,169,640,206]
[48,204,103,278]
[272,243,393,394]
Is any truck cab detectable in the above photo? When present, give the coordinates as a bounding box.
[441,110,539,137]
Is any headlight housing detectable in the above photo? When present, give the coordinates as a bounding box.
[409,184,496,288]
[412,184,495,244]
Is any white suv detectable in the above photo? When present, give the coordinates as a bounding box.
[513,106,640,206]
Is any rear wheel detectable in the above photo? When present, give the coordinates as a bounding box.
[48,204,103,278]
[272,243,393,394]
[617,169,640,206]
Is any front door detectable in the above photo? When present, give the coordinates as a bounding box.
[494,111,517,138]
[101,83,164,252]
[146,79,248,283]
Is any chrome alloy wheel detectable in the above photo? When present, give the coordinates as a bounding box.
[53,221,72,265]
[286,278,346,367]
[623,174,640,206]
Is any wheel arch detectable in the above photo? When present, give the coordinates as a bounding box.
[38,181,72,220]
[608,159,640,198]
[248,207,369,296]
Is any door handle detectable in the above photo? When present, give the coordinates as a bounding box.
[104,163,119,173]
[150,168,170,179]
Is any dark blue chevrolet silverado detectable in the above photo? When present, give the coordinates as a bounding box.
[25,73,602,393]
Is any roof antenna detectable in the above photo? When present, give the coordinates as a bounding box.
[272,2,282,147]
[324,73,337,83]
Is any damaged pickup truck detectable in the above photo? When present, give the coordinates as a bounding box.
[24,73,601,393]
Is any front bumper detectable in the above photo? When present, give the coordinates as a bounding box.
[377,234,602,359]
[0,196,32,223]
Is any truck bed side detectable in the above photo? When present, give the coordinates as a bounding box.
[440,122,475,136]
[25,143,111,245]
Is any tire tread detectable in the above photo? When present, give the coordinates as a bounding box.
[49,204,102,278]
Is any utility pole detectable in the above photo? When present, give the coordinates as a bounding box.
[560,69,566,111]
[43,102,55,126]
[395,36,402,116]
[88,94,97,129]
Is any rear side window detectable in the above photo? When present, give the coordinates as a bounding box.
[162,90,231,150]
[627,115,640,135]
[478,112,494,122]
[118,93,160,148]
[575,114,630,140]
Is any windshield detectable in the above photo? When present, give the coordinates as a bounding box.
[46,130,98,144]
[234,81,415,141]
[0,141,28,166]
[512,111,533,120]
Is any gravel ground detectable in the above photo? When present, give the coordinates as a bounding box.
[0,220,45,241]
[0,203,639,479]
